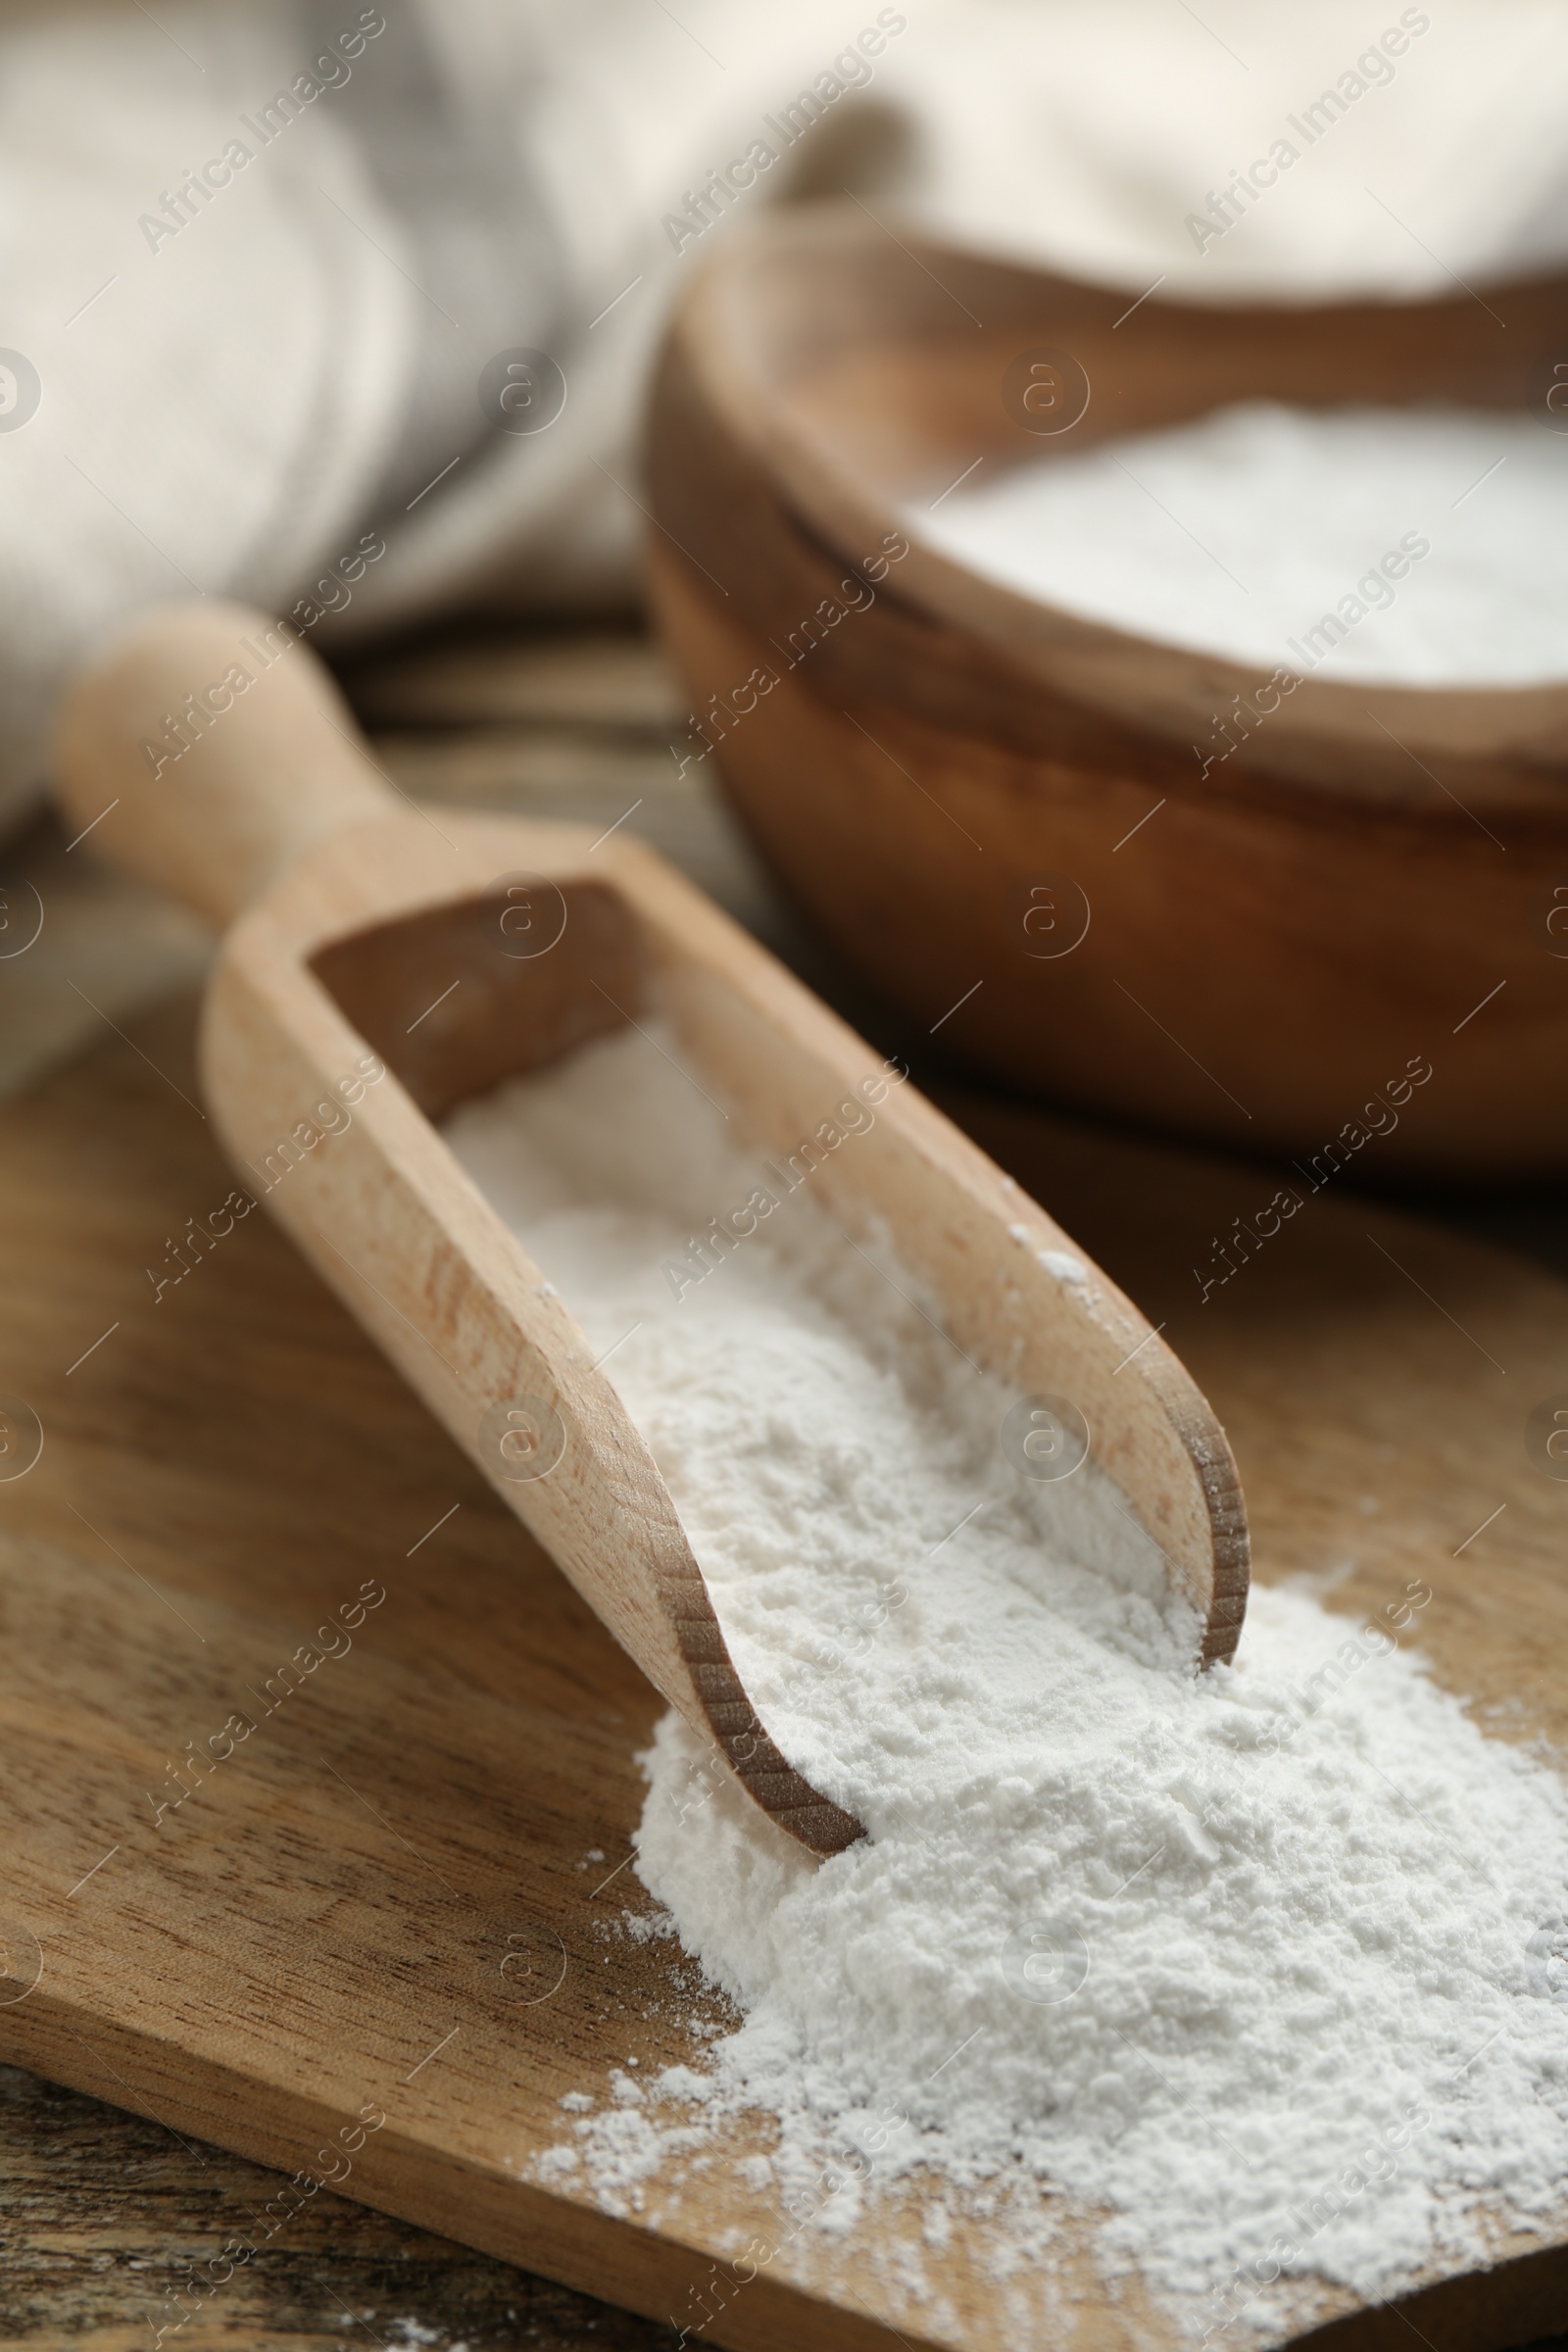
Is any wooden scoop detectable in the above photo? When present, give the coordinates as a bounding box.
[54,604,1249,1856]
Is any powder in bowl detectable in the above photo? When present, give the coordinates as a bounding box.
[909,400,1568,688]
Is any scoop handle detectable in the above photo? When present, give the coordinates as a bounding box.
[53,601,396,928]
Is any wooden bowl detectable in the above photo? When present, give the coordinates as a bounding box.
[645,202,1568,1179]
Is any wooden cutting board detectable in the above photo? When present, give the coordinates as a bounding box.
[1,993,1566,2352]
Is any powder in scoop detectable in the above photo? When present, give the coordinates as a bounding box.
[445,1023,1568,2339]
[910,401,1568,686]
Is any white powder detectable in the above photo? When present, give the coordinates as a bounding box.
[445,1024,1568,2338]
[910,401,1568,686]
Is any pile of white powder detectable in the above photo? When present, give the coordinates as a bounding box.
[445,1023,1568,2341]
[911,401,1568,685]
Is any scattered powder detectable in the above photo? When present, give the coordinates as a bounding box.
[1037,1248,1088,1286]
[445,1024,1568,2337]
[910,401,1568,686]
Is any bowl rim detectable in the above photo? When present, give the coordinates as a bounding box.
[660,200,1568,808]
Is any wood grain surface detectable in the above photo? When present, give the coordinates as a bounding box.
[0,2060,675,2350]
[1,625,1567,2350]
[0,989,1567,2351]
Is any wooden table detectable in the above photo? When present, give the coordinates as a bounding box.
[2,622,1565,2352]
